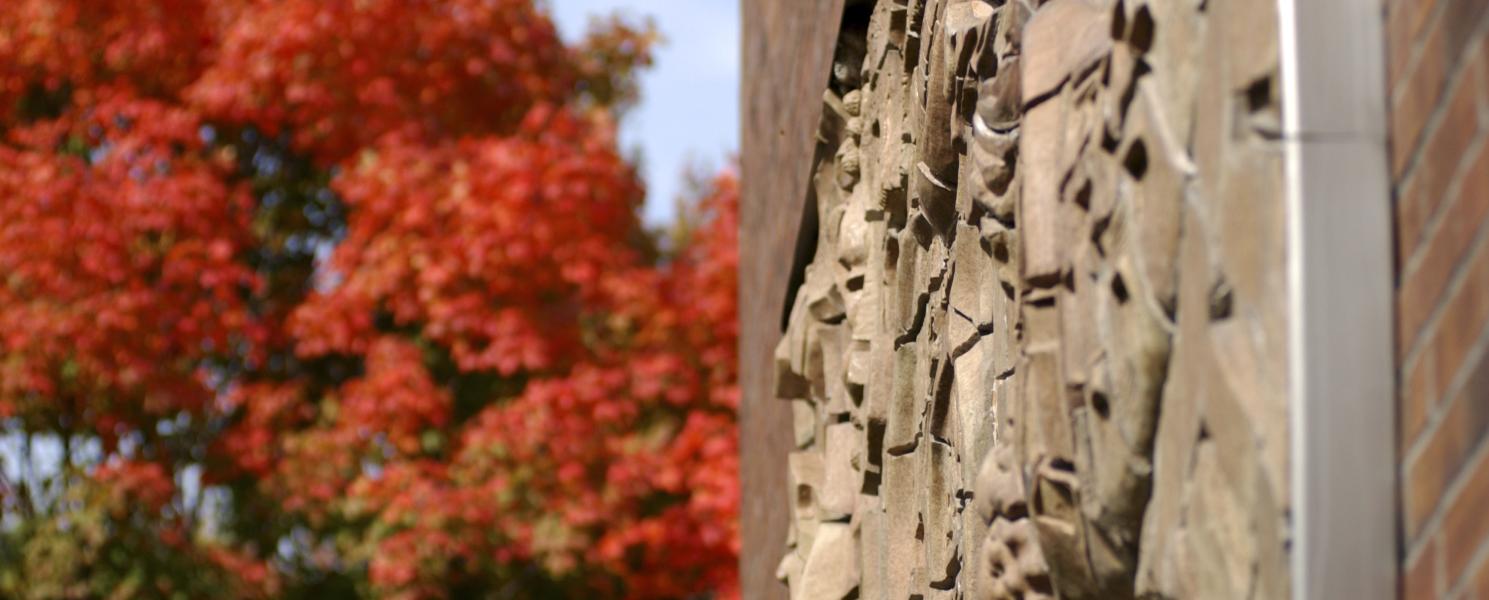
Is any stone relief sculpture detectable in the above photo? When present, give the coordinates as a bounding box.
[773,0,1291,598]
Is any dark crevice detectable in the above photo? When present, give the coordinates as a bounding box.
[895,293,931,348]
[929,362,955,439]
[1111,273,1131,304]
[1123,139,1149,180]
[929,555,962,590]
[887,433,922,457]
[1092,391,1111,420]
[1129,6,1155,53]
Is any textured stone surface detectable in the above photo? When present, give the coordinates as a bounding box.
[773,0,1292,597]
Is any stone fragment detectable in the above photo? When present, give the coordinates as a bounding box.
[798,523,861,600]
[844,89,864,117]
[976,56,1022,131]
[789,451,825,553]
[946,2,994,77]
[885,344,922,453]
[923,440,962,589]
[1021,0,1113,105]
[978,518,1054,600]
[821,422,859,520]
[1120,83,1191,313]
[775,321,810,399]
[973,444,1023,523]
[953,342,992,459]
[1019,96,1068,284]
[793,399,817,448]
[1221,0,1279,98]
[884,451,924,600]
[776,552,805,589]
[859,497,887,599]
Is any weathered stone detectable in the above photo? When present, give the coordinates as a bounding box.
[885,344,922,453]
[1018,93,1069,284]
[1021,0,1113,105]
[1221,0,1279,101]
[775,551,805,589]
[1120,83,1191,313]
[799,523,861,600]
[775,1,1291,598]
[974,444,1024,523]
[793,399,817,448]
[975,56,1022,131]
[923,440,962,589]
[859,496,887,599]
[953,341,992,461]
[789,450,825,555]
[950,223,992,341]
[978,518,1054,600]
[945,2,994,87]
[818,324,852,416]
[821,422,859,520]
[884,451,923,600]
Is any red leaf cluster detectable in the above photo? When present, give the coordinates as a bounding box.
[94,458,176,514]
[291,106,642,374]
[0,91,257,436]
[0,0,217,117]
[188,0,573,163]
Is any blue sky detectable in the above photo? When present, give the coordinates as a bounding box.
[549,0,740,225]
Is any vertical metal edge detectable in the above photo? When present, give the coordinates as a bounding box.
[1277,1,1309,595]
[1280,0,1397,598]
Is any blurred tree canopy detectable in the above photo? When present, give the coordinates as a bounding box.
[0,1,739,598]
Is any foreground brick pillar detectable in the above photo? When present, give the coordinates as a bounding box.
[1388,0,1489,596]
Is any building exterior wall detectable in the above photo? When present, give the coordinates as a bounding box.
[767,0,1292,597]
[1388,0,1489,596]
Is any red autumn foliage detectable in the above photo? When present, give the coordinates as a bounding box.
[0,1,738,599]
[94,458,177,514]
[0,91,258,432]
[188,0,573,163]
[0,0,217,118]
[290,106,643,374]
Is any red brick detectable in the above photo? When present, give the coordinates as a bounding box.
[1440,0,1489,74]
[1399,42,1447,176]
[1405,347,1489,538]
[1395,28,1453,177]
[1399,176,1431,279]
[1429,244,1489,395]
[1388,0,1441,85]
[1403,349,1440,449]
[1473,554,1489,600]
[1405,533,1441,599]
[1398,139,1489,354]
[1391,0,1489,177]
[1443,443,1489,588]
[1415,53,1486,197]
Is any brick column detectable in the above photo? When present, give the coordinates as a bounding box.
[1387,0,1489,596]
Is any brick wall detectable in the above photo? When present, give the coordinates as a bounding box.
[1390,0,1489,596]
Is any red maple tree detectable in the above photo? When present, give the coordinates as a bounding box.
[0,1,739,598]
